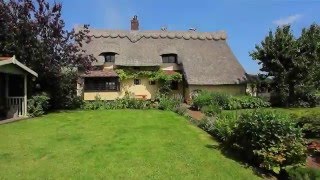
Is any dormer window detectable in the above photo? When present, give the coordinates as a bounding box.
[100,52,116,63]
[162,54,177,63]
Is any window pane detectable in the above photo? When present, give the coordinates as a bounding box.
[104,53,115,63]
[85,78,119,91]
[162,55,177,63]
[162,56,168,63]
[111,55,115,62]
[168,56,175,63]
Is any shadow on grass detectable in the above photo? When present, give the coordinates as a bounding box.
[205,143,277,179]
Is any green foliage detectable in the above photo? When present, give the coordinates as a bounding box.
[82,95,105,110]
[192,91,270,110]
[51,70,84,109]
[198,117,215,133]
[233,110,306,171]
[173,105,188,116]
[27,92,50,117]
[157,95,181,111]
[211,93,231,109]
[115,68,182,82]
[115,68,183,95]
[250,24,320,107]
[115,68,155,80]
[192,91,214,109]
[296,113,320,138]
[81,93,185,117]
[0,0,94,110]
[199,109,309,172]
[212,114,238,142]
[284,166,320,180]
[226,96,270,110]
[201,104,222,117]
[82,94,151,110]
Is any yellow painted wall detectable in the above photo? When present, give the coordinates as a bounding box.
[184,84,246,102]
[160,63,181,71]
[103,63,114,70]
[84,78,184,100]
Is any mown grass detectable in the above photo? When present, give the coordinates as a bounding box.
[0,110,260,179]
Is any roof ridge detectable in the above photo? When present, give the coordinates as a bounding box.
[84,28,227,42]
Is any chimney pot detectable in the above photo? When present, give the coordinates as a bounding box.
[131,15,139,30]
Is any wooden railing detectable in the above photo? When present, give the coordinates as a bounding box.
[6,97,25,117]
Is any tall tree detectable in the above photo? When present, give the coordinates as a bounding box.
[250,25,319,107]
[0,0,95,109]
[298,24,320,89]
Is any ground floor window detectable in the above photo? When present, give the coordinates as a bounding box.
[84,77,120,92]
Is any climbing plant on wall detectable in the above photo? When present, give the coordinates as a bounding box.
[115,68,183,94]
[115,68,182,81]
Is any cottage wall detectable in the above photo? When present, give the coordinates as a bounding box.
[83,78,183,100]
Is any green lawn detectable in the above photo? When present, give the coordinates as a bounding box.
[0,110,260,179]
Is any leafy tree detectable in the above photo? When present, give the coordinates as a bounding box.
[298,24,320,89]
[250,25,319,107]
[0,0,95,109]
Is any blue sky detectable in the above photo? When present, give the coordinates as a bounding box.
[57,0,320,74]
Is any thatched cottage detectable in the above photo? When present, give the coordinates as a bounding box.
[77,16,247,101]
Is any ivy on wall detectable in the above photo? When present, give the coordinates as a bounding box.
[115,68,183,95]
[115,68,182,82]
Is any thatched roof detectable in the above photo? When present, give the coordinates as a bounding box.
[78,28,246,85]
[81,69,118,77]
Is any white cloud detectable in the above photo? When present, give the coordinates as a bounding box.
[273,14,303,26]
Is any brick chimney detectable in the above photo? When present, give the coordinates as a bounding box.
[131,15,139,31]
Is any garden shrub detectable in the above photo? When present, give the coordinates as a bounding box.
[292,89,319,108]
[192,91,213,109]
[157,95,181,111]
[192,90,270,110]
[284,166,320,180]
[296,113,320,138]
[82,94,152,110]
[210,93,230,109]
[192,91,230,109]
[198,116,215,134]
[212,113,238,142]
[50,70,84,109]
[173,105,188,116]
[201,104,221,117]
[232,110,306,172]
[27,92,50,117]
[225,96,270,110]
[82,96,105,110]
[82,94,185,112]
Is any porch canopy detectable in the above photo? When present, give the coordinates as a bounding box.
[0,56,38,118]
